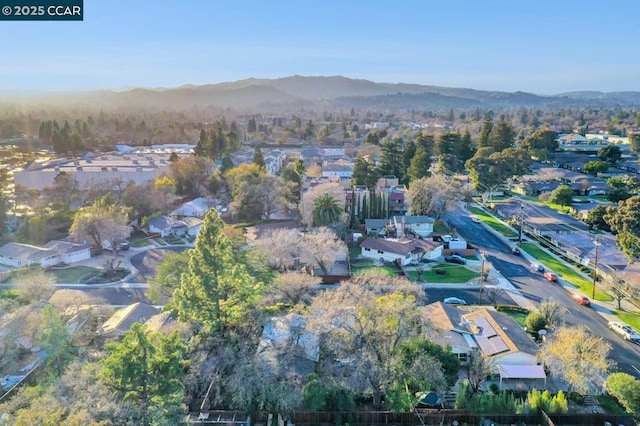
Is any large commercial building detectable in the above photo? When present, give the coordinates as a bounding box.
[13,145,194,191]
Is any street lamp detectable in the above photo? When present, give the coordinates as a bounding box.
[479,251,486,304]
[592,234,600,299]
[518,203,525,246]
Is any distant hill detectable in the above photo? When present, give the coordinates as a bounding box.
[16,76,640,111]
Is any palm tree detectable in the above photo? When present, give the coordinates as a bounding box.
[312,193,343,226]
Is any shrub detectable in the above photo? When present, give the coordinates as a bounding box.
[605,372,640,414]
[524,311,547,334]
[568,391,584,405]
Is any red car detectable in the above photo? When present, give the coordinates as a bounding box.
[573,294,591,306]
[543,272,558,282]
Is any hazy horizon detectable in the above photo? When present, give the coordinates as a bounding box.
[1,0,639,94]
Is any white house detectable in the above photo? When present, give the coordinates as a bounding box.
[321,163,353,179]
[42,240,91,264]
[170,197,212,218]
[147,215,188,238]
[393,215,435,237]
[0,240,91,268]
[178,216,204,237]
[359,237,442,266]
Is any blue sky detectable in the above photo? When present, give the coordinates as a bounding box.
[1,0,639,94]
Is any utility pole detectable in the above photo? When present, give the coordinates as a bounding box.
[592,234,600,299]
[479,251,486,304]
[518,203,524,246]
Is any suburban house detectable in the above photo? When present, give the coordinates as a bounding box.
[359,237,442,265]
[177,216,204,237]
[364,218,389,236]
[170,197,213,218]
[425,302,545,389]
[393,215,435,237]
[321,163,354,179]
[0,241,91,268]
[388,190,408,216]
[97,302,162,337]
[147,215,188,238]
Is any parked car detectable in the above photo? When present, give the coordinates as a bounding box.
[511,247,521,255]
[470,216,481,224]
[444,255,467,265]
[608,321,640,343]
[444,297,467,305]
[543,272,558,282]
[573,294,590,306]
[531,263,545,273]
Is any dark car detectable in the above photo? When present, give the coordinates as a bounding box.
[531,263,545,273]
[511,247,521,255]
[444,255,467,265]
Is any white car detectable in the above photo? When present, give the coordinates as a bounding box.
[608,321,640,343]
[470,216,481,223]
[444,297,467,305]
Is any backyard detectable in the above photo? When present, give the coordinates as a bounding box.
[520,243,612,301]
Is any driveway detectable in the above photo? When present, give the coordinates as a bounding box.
[129,247,189,283]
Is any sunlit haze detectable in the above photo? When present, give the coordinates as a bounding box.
[1,0,639,94]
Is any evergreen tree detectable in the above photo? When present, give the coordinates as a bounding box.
[173,209,264,335]
[378,139,404,181]
[220,152,234,173]
[489,115,515,151]
[477,114,493,149]
[408,146,431,182]
[252,146,266,168]
[352,157,380,189]
[401,140,417,182]
[101,323,187,425]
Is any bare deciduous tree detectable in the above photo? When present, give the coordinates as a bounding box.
[308,282,424,409]
[273,272,321,305]
[301,227,347,275]
[12,267,57,303]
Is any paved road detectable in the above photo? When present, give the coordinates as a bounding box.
[443,207,640,377]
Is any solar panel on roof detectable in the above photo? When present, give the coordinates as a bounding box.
[472,316,498,337]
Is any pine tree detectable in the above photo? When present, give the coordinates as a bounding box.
[478,114,493,149]
[173,210,263,335]
[252,146,266,168]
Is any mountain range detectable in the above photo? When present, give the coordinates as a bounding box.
[17,76,640,111]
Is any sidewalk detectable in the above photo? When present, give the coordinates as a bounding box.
[461,202,639,323]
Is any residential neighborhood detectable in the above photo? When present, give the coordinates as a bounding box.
[3,7,640,422]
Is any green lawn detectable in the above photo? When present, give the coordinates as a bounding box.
[155,238,167,246]
[2,266,99,285]
[614,311,640,331]
[468,206,518,237]
[352,264,400,277]
[500,310,528,328]
[129,238,153,248]
[433,220,452,234]
[520,243,613,301]
[50,266,99,284]
[408,264,479,283]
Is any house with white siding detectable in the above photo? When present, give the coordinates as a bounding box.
[359,237,442,266]
[393,215,435,237]
[0,241,91,268]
